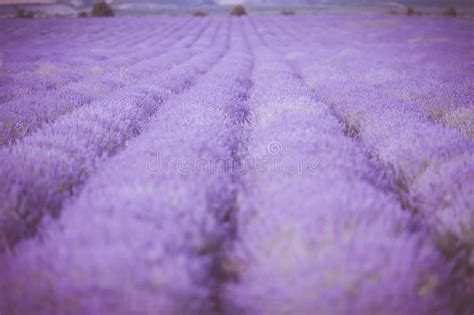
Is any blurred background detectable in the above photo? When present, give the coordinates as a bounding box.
[0,0,472,18]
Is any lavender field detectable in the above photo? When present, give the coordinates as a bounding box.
[0,14,473,315]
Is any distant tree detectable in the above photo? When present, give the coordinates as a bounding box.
[15,8,34,18]
[281,9,295,16]
[230,5,247,16]
[386,9,399,15]
[443,7,457,16]
[92,0,114,17]
[78,11,89,17]
[192,9,206,17]
[406,7,422,16]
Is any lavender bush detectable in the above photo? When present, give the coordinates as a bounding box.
[256,15,473,313]
[0,15,473,315]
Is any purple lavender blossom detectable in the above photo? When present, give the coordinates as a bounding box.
[0,14,473,315]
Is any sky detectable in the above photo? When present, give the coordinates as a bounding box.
[0,0,54,3]
[0,0,310,5]
[0,0,268,3]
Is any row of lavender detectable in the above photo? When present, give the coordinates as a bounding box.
[0,17,225,248]
[225,18,453,315]
[0,17,248,314]
[0,17,202,144]
[271,15,473,139]
[1,16,473,315]
[256,15,474,313]
[0,18,183,99]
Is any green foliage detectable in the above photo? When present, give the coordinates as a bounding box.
[230,5,247,16]
[406,7,422,16]
[15,8,34,18]
[192,10,206,17]
[281,9,295,16]
[443,7,457,17]
[92,0,114,17]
